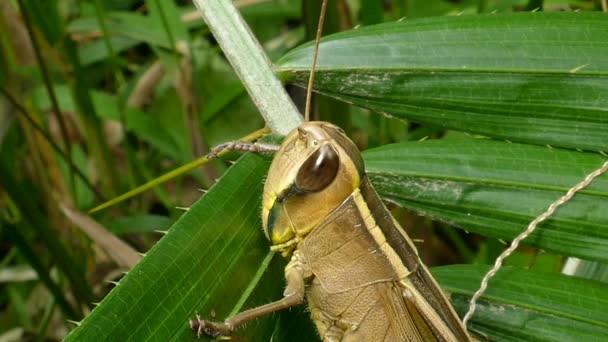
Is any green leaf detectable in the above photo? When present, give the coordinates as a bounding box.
[146,0,189,43]
[433,265,608,341]
[2,221,79,320]
[64,9,608,342]
[146,89,192,163]
[364,140,608,262]
[104,214,174,235]
[32,85,121,120]
[125,107,184,161]
[200,81,245,123]
[67,12,172,49]
[22,0,63,45]
[276,13,608,151]
[78,36,139,66]
[65,153,288,341]
[0,162,94,315]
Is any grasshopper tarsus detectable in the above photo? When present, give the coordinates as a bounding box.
[205,141,280,161]
[189,315,233,338]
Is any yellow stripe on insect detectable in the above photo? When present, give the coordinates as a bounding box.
[352,189,411,280]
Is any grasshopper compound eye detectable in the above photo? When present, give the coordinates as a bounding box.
[295,144,339,192]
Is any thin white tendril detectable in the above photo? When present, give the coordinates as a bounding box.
[304,0,328,122]
[462,159,608,328]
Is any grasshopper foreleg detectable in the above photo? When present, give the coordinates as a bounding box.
[190,252,310,338]
[206,141,280,160]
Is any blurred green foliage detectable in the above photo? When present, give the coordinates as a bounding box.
[0,0,606,341]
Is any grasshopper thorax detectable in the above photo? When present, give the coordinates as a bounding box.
[262,121,365,255]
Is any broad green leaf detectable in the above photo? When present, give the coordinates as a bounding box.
[32,85,120,120]
[200,81,245,123]
[433,265,608,341]
[78,36,139,66]
[32,85,191,162]
[237,0,301,18]
[364,140,608,262]
[147,0,189,43]
[65,154,284,341]
[125,106,185,161]
[146,89,192,163]
[276,13,608,152]
[67,12,172,49]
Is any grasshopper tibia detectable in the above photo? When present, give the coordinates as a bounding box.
[190,253,307,338]
[189,294,303,338]
[206,141,280,160]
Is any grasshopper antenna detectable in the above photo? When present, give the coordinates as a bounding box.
[304,0,328,122]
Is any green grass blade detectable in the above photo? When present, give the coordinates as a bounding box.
[66,154,285,341]
[67,12,172,49]
[63,37,121,196]
[364,140,608,262]
[0,161,95,308]
[276,13,608,151]
[433,265,608,341]
[21,0,62,45]
[2,221,79,319]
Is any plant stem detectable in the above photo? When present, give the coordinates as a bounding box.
[192,0,302,135]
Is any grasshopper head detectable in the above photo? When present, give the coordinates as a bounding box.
[262,121,365,255]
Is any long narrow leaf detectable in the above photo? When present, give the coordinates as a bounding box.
[65,154,283,341]
[364,140,608,262]
[276,13,608,151]
[433,265,608,341]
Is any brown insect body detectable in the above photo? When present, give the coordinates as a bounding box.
[260,122,471,341]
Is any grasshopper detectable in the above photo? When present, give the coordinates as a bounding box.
[191,1,471,340]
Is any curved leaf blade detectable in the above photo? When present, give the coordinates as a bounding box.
[363,140,608,262]
[66,154,282,341]
[276,13,608,151]
[433,265,608,341]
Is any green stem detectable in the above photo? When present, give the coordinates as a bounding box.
[192,0,302,135]
[92,0,125,86]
